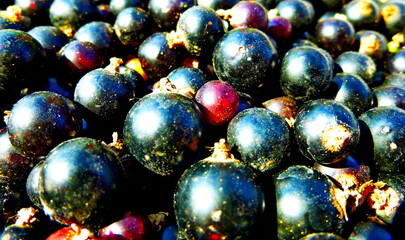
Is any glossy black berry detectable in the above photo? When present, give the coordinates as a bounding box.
[0,29,47,109]
[335,51,377,85]
[39,137,125,228]
[148,0,195,31]
[322,72,373,116]
[294,99,360,164]
[280,46,334,101]
[113,7,153,47]
[227,107,291,172]
[174,139,265,240]
[74,58,135,128]
[137,32,184,81]
[6,91,83,157]
[213,27,278,94]
[274,165,344,240]
[314,18,356,58]
[123,92,203,176]
[380,1,405,36]
[169,5,225,57]
[357,106,405,173]
[217,0,269,32]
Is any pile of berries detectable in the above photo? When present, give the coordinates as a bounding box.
[1,0,405,239]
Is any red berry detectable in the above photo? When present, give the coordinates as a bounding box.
[195,80,239,125]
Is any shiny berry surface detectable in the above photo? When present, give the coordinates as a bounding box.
[7,91,82,157]
[227,107,291,172]
[123,92,203,176]
[294,99,360,164]
[213,27,278,94]
[174,140,265,240]
[195,80,239,126]
[39,137,125,228]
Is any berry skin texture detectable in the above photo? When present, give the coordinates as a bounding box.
[213,27,278,94]
[6,91,82,158]
[227,107,291,172]
[174,139,265,240]
[39,137,125,228]
[195,80,239,126]
[357,106,405,173]
[275,165,344,240]
[123,92,203,176]
[294,99,360,165]
[280,46,334,101]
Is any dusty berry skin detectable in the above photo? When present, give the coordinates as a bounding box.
[300,233,346,240]
[373,85,405,110]
[99,213,149,239]
[137,32,183,81]
[314,18,356,59]
[0,225,39,240]
[74,68,136,127]
[113,7,152,47]
[275,0,315,35]
[57,40,104,83]
[175,6,225,57]
[39,137,125,228]
[174,149,265,239]
[123,92,203,176]
[335,51,377,85]
[274,165,344,240]
[213,27,278,94]
[7,91,82,158]
[322,73,374,116]
[357,106,405,173]
[49,0,100,37]
[227,108,291,172]
[195,80,239,126]
[294,99,360,165]
[0,29,47,109]
[221,1,269,32]
[280,46,334,101]
[148,0,195,31]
